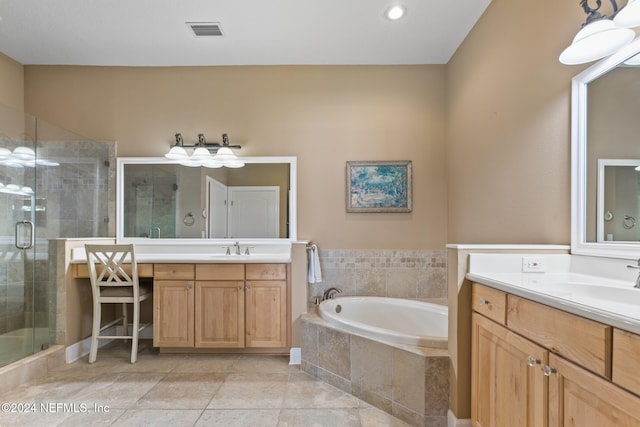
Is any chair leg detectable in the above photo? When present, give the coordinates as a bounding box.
[89,301,101,364]
[130,301,140,364]
[122,302,128,343]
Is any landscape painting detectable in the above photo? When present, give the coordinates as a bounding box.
[346,160,412,213]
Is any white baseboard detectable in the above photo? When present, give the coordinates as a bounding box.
[65,325,154,364]
[289,347,301,365]
[448,410,471,427]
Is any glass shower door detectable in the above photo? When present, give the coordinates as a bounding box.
[0,125,38,366]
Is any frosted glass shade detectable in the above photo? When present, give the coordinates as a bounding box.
[165,145,188,160]
[614,0,640,28]
[190,147,212,161]
[560,19,635,65]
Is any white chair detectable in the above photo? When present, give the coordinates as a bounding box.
[85,244,152,363]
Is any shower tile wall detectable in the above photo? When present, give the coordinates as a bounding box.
[308,249,447,307]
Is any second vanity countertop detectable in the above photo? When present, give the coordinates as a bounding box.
[467,253,640,335]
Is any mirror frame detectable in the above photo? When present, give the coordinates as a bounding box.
[116,156,297,244]
[572,37,640,259]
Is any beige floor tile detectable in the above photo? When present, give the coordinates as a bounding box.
[0,409,71,427]
[358,407,412,427]
[277,408,361,427]
[69,372,165,409]
[0,351,413,427]
[57,407,126,426]
[208,373,288,409]
[110,409,203,427]
[172,355,238,373]
[283,376,360,409]
[195,409,281,427]
[134,372,225,409]
[230,355,292,374]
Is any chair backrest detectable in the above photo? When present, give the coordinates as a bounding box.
[85,244,138,293]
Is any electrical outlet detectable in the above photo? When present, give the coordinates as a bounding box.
[522,256,546,273]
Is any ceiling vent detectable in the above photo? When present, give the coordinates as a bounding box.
[187,22,223,37]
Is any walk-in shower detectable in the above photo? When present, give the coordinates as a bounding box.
[0,104,112,367]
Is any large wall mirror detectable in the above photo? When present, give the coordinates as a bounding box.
[572,38,640,259]
[116,156,297,243]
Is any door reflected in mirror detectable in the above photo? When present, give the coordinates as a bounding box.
[597,159,640,242]
[117,157,296,242]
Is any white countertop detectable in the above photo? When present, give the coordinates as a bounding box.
[467,253,640,335]
[70,242,292,264]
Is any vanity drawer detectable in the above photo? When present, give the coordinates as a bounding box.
[613,329,640,395]
[472,283,507,325]
[196,263,245,280]
[246,263,287,281]
[507,295,612,377]
[154,264,195,280]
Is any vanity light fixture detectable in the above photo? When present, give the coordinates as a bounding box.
[560,0,637,65]
[165,133,244,168]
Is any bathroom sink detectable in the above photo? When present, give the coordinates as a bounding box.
[531,283,640,318]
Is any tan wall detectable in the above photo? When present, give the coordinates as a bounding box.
[445,0,589,245]
[0,52,24,111]
[24,65,447,250]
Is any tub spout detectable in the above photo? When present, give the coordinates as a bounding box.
[322,287,343,300]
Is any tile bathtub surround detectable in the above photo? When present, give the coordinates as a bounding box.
[301,315,450,427]
[308,250,447,306]
[0,341,412,427]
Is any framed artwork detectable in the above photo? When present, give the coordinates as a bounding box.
[346,160,412,213]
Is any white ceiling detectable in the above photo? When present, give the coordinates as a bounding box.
[0,0,491,66]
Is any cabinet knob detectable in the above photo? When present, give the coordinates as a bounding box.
[542,365,557,376]
[245,285,251,290]
[237,285,243,290]
[479,298,489,306]
[526,356,541,367]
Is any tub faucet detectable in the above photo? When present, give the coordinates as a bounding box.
[626,257,640,288]
[323,287,343,300]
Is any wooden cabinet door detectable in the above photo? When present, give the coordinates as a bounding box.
[245,280,288,348]
[548,353,640,427]
[153,280,194,347]
[195,281,245,348]
[472,313,548,427]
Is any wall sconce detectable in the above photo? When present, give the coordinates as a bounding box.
[165,133,244,168]
[560,0,638,65]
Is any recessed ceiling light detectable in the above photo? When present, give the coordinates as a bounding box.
[386,4,406,20]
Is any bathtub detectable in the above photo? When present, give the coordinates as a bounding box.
[318,296,448,348]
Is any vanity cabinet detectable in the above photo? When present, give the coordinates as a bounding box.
[245,264,288,348]
[153,263,290,350]
[471,282,640,427]
[195,264,245,348]
[472,313,547,427]
[153,264,195,347]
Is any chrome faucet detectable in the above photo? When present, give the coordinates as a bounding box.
[234,241,241,255]
[322,287,343,300]
[627,258,640,289]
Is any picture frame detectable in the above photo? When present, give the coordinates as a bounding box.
[346,160,412,213]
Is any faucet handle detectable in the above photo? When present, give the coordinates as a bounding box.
[244,246,254,255]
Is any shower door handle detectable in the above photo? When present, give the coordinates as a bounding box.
[15,220,35,249]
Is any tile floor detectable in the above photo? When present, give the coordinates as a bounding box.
[0,342,411,427]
